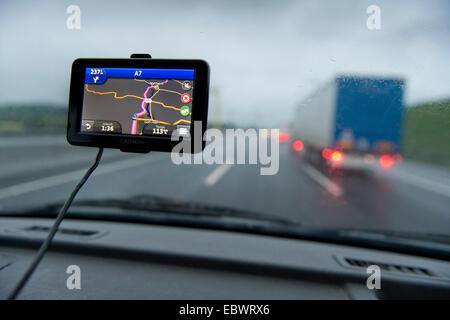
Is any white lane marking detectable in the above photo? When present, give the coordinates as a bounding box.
[0,155,167,200]
[303,164,344,198]
[204,164,233,187]
[380,169,450,198]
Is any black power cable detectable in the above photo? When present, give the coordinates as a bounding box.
[7,147,104,300]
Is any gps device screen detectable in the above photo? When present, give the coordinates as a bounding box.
[68,58,209,153]
[81,67,195,138]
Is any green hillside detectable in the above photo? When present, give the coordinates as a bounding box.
[402,99,450,167]
[0,104,67,135]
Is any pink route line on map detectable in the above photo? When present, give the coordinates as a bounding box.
[130,80,169,135]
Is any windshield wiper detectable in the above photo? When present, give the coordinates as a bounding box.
[8,194,300,228]
[2,196,449,260]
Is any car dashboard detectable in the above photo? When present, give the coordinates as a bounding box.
[0,217,449,299]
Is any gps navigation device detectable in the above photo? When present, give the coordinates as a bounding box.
[67,58,210,153]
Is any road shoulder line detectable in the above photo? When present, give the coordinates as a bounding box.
[0,155,166,201]
[303,164,344,198]
[204,164,233,187]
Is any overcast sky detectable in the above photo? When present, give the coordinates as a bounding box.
[1,0,449,126]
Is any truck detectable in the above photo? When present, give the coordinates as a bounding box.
[291,75,405,170]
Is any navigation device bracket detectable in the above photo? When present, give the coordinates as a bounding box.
[130,53,152,59]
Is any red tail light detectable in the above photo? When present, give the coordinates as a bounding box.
[279,132,291,143]
[379,155,395,169]
[330,151,344,163]
[322,148,332,159]
[292,140,304,151]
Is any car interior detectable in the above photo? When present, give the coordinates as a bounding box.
[0,0,449,301]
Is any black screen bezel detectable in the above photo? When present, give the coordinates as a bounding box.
[67,58,209,153]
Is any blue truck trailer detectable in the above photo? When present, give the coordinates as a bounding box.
[292,76,405,169]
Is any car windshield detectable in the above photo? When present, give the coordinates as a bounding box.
[1,0,449,249]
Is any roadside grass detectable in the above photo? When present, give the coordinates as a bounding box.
[402,99,450,168]
[0,104,66,136]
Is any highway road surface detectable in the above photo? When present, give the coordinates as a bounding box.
[0,135,449,236]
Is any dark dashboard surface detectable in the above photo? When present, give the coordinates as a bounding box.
[0,217,449,299]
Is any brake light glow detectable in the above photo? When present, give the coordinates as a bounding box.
[292,140,304,151]
[330,151,344,163]
[322,148,332,159]
[379,155,395,169]
[279,132,291,143]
